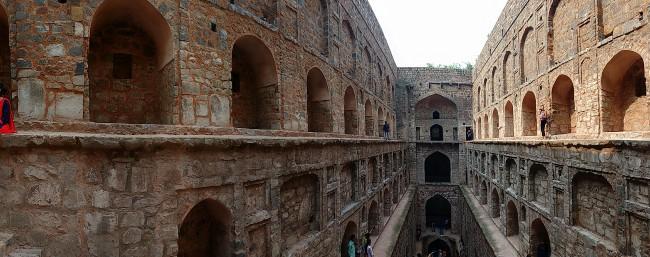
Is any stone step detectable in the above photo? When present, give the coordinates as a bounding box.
[9,248,43,257]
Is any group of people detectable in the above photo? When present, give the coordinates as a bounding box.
[347,233,374,257]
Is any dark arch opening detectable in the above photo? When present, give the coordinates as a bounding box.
[432,111,440,119]
[491,189,501,218]
[522,91,537,136]
[601,50,649,132]
[307,68,332,132]
[427,239,451,256]
[425,195,452,231]
[430,124,443,141]
[480,181,488,205]
[425,152,451,183]
[231,35,279,129]
[340,221,358,257]
[551,75,576,134]
[504,101,514,137]
[89,0,174,124]
[506,201,519,236]
[344,87,358,134]
[178,199,232,257]
[368,201,379,235]
[364,100,374,136]
[530,219,551,257]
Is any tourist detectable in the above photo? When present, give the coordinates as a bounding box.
[466,127,474,141]
[539,107,548,137]
[364,236,374,257]
[383,121,390,140]
[348,234,356,257]
[0,83,15,134]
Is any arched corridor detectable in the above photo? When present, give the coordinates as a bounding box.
[344,87,358,134]
[424,152,451,183]
[551,75,575,134]
[306,68,332,132]
[178,199,232,257]
[530,219,551,257]
[425,195,451,231]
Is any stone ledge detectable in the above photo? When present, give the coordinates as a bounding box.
[468,137,650,149]
[0,131,405,151]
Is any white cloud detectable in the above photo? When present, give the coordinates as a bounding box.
[368,0,508,67]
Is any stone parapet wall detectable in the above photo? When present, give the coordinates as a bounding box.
[465,140,650,257]
[0,132,408,257]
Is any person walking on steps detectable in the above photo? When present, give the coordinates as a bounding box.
[348,234,356,257]
[383,121,390,140]
[0,83,16,134]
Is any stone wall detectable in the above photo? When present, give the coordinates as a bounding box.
[1,0,398,134]
[465,140,650,257]
[473,0,650,139]
[457,188,498,257]
[0,132,408,257]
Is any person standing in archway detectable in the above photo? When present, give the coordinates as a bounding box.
[539,107,548,137]
[383,121,390,140]
[0,84,15,134]
[348,234,357,257]
[364,234,374,257]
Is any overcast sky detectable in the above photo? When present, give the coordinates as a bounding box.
[368,0,509,67]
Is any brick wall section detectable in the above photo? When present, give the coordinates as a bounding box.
[0,133,408,257]
[457,188,498,257]
[465,140,650,256]
[473,0,650,138]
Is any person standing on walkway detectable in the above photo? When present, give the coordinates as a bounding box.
[383,121,390,140]
[539,107,548,137]
[0,83,16,134]
[348,234,356,257]
[364,235,374,257]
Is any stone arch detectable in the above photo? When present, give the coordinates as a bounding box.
[491,108,499,138]
[231,35,279,129]
[491,188,501,218]
[392,181,399,203]
[483,113,489,139]
[178,199,232,257]
[425,152,451,183]
[520,205,527,221]
[341,163,358,206]
[477,86,482,111]
[477,117,482,139]
[89,0,174,124]
[504,101,514,137]
[344,86,358,134]
[483,78,488,107]
[529,164,549,207]
[415,94,458,141]
[505,158,516,189]
[571,172,617,242]
[506,201,520,236]
[308,0,328,55]
[601,50,649,132]
[425,195,452,230]
[368,200,380,235]
[491,66,497,101]
[490,155,498,180]
[432,111,440,119]
[549,0,577,62]
[377,106,384,136]
[480,181,488,205]
[522,91,537,136]
[280,174,320,249]
[368,157,378,187]
[383,187,392,216]
[520,27,536,84]
[503,51,512,94]
[430,124,443,141]
[307,68,332,132]
[342,20,357,75]
[427,239,451,256]
[364,100,374,136]
[530,219,551,257]
[340,221,358,257]
[551,75,576,134]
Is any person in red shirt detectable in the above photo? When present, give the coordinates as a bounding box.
[0,83,16,134]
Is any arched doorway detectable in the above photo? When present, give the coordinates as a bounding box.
[231,35,279,129]
[0,4,9,91]
[480,181,488,205]
[178,199,232,257]
[522,91,537,136]
[89,0,174,124]
[307,68,332,132]
[377,106,384,137]
[340,221,358,257]
[504,101,514,137]
[425,195,451,232]
[506,201,519,236]
[427,239,451,256]
[368,201,379,235]
[551,75,576,134]
[364,100,374,136]
[491,189,501,218]
[383,188,391,216]
[529,164,549,207]
[424,152,451,183]
[344,87,358,134]
[491,109,499,138]
[530,219,551,257]
[430,124,443,141]
[601,50,649,132]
